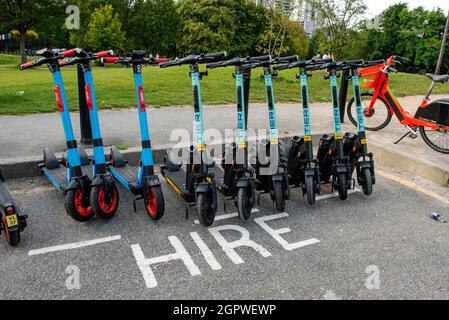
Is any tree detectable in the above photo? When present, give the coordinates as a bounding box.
[310,0,367,59]
[0,0,65,63]
[128,0,181,57]
[177,0,236,55]
[84,4,126,52]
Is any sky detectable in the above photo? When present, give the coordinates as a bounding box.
[364,0,449,18]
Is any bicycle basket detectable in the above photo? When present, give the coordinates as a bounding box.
[359,65,383,89]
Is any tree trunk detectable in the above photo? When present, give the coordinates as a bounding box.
[435,10,449,74]
[19,30,27,64]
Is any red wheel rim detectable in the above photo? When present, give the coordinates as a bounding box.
[98,186,118,215]
[146,188,157,217]
[74,188,93,217]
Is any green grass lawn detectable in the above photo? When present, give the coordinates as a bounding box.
[0,53,448,115]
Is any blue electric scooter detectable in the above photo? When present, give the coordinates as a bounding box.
[101,50,165,220]
[60,48,120,219]
[20,48,94,221]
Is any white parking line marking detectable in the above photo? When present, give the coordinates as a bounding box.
[190,232,222,270]
[315,188,361,201]
[28,235,122,256]
[194,208,260,225]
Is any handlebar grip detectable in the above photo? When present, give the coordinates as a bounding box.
[366,59,385,65]
[95,50,114,58]
[19,60,38,70]
[159,60,176,68]
[344,59,364,65]
[155,58,169,63]
[314,58,333,64]
[101,57,120,64]
[205,51,227,60]
[206,61,225,69]
[250,55,271,62]
[278,55,298,63]
[272,64,290,71]
[61,48,77,58]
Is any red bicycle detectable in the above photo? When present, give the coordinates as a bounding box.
[347,55,449,154]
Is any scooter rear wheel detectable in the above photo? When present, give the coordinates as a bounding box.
[144,186,165,220]
[305,175,316,205]
[237,187,253,221]
[2,219,20,246]
[66,187,94,222]
[273,180,286,212]
[361,167,373,195]
[197,193,216,227]
[337,173,348,200]
[90,184,119,219]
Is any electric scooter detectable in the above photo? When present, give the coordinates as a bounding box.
[0,168,27,246]
[20,48,96,222]
[310,60,352,200]
[159,52,227,226]
[273,58,331,205]
[240,55,298,212]
[340,59,383,195]
[59,48,120,219]
[205,57,265,220]
[101,50,167,220]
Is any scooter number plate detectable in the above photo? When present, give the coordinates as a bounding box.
[6,215,18,228]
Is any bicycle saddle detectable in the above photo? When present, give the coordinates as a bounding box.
[425,73,449,83]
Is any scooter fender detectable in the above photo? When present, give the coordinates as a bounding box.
[272,172,291,200]
[358,161,376,185]
[335,165,348,174]
[65,175,91,194]
[196,182,211,194]
[146,175,161,188]
[196,182,218,214]
[236,177,251,189]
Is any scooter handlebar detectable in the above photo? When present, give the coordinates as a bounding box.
[94,50,114,58]
[205,51,227,60]
[101,57,121,64]
[61,48,77,58]
[19,59,43,70]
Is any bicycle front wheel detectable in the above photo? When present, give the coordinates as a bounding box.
[347,93,392,131]
[419,126,449,154]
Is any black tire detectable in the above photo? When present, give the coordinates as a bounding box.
[6,228,20,247]
[197,193,215,227]
[419,126,449,154]
[337,172,348,200]
[65,187,95,222]
[144,186,165,220]
[361,167,373,195]
[237,187,252,221]
[90,183,119,219]
[347,93,392,131]
[273,180,285,212]
[305,175,315,205]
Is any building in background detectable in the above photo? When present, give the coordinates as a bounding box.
[252,0,320,36]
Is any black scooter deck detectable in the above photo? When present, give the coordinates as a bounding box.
[161,167,195,203]
[41,164,93,192]
[109,164,141,194]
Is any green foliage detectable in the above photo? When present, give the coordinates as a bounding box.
[84,4,126,52]
[128,0,181,57]
[177,0,236,55]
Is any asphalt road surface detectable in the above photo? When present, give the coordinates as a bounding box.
[1,168,448,300]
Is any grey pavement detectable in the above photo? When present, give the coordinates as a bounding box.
[0,163,448,300]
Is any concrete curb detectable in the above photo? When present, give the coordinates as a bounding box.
[1,134,448,187]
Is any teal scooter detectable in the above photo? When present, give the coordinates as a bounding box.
[159,52,227,226]
[273,58,331,204]
[240,55,298,212]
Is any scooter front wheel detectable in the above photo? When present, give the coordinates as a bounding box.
[337,173,348,200]
[90,183,119,219]
[237,186,253,221]
[273,181,286,212]
[197,193,216,227]
[305,175,316,205]
[361,167,373,195]
[144,186,165,220]
[66,187,94,222]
